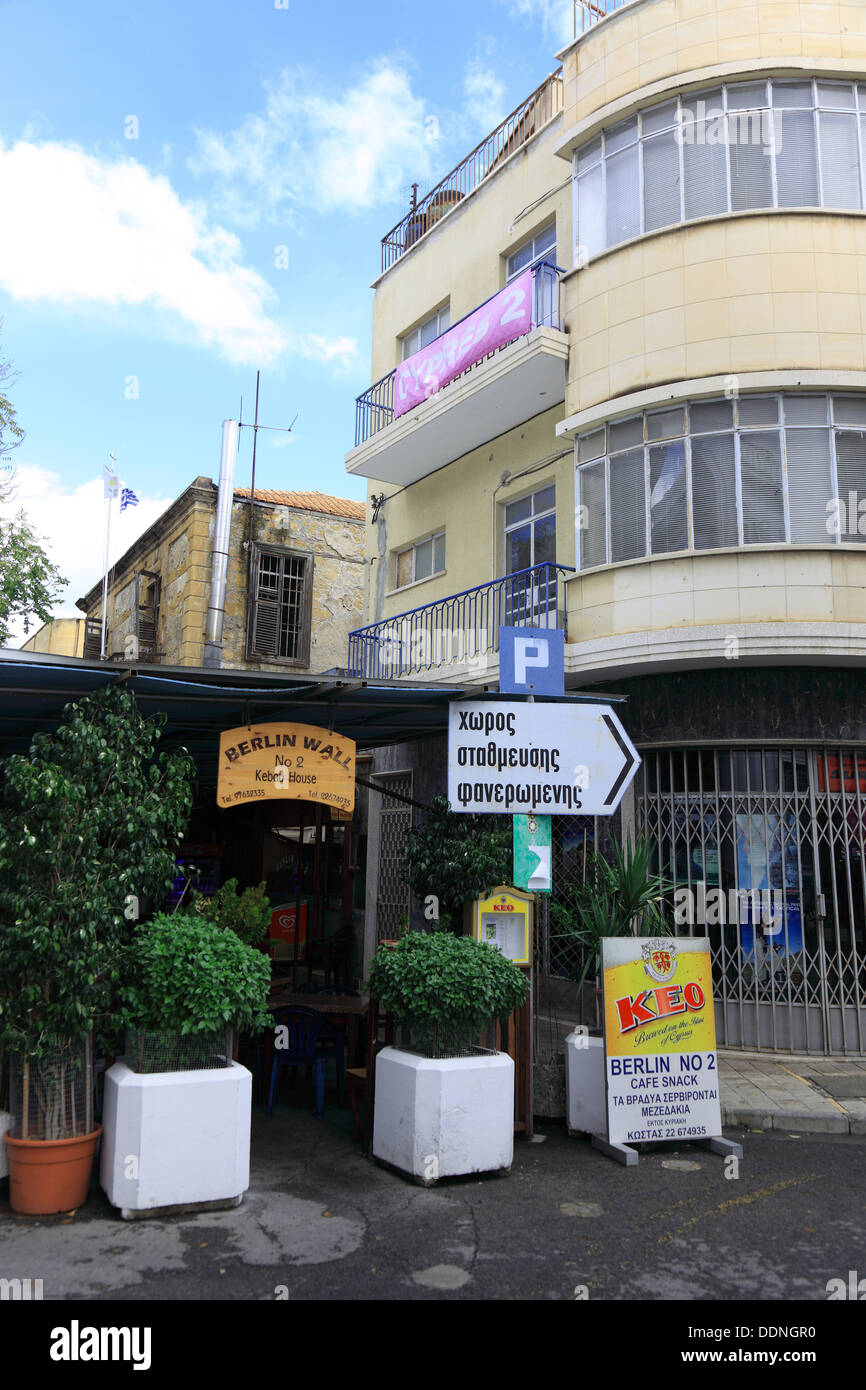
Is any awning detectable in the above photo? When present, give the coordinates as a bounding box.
[0,650,626,785]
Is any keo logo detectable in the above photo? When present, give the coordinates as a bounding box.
[499,626,564,697]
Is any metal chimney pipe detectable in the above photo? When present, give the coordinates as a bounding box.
[203,418,239,668]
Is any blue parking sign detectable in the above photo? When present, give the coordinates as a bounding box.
[499,626,564,696]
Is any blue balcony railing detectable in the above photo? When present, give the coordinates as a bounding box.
[354,260,565,449]
[347,562,575,681]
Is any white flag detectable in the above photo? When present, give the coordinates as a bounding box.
[104,462,120,500]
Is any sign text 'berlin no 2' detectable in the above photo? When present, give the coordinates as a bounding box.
[447,700,640,816]
[217,723,356,813]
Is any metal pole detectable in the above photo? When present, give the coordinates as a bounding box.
[100,485,113,660]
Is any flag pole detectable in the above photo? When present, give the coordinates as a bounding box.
[100,454,117,660]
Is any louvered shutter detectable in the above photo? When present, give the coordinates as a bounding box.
[786,428,833,543]
[609,448,646,562]
[691,434,738,550]
[249,549,282,657]
[740,433,785,543]
[819,111,861,208]
[835,431,866,543]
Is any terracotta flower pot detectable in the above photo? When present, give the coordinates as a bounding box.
[4,1125,102,1215]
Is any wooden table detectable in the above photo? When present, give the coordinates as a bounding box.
[267,993,370,1071]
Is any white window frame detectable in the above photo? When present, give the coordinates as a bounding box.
[400,306,450,361]
[506,221,557,282]
[394,531,446,589]
[503,484,557,574]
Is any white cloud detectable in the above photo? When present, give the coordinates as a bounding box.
[464,61,508,135]
[3,464,171,646]
[298,334,358,371]
[190,61,435,222]
[500,0,575,45]
[0,139,288,366]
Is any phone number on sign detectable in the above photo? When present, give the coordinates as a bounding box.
[625,1125,708,1141]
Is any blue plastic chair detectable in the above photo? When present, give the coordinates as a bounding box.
[267,1007,343,1119]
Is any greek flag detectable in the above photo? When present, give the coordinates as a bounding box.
[120,487,139,512]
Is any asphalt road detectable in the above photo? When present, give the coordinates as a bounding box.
[3,1103,865,1305]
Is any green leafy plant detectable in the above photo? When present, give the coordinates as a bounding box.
[367,932,527,1056]
[550,836,673,992]
[193,877,271,947]
[121,913,272,1042]
[403,795,512,933]
[0,684,194,1136]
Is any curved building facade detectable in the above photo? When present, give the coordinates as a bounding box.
[556,0,866,1051]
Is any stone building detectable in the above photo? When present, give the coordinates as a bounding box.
[75,476,366,672]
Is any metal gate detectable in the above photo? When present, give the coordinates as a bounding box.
[375,772,413,943]
[637,746,866,1055]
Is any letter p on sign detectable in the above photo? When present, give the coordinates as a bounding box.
[499,625,564,696]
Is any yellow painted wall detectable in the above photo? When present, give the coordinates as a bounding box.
[369,115,571,383]
[368,407,573,624]
[560,0,866,133]
[19,618,86,657]
[566,547,866,644]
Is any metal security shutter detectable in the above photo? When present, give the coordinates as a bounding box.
[786,428,834,544]
[609,448,646,562]
[691,434,738,550]
[819,111,862,208]
[740,432,786,544]
[376,773,412,942]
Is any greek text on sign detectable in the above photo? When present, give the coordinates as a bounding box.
[602,936,722,1146]
[447,700,639,816]
[217,723,356,812]
[393,270,532,419]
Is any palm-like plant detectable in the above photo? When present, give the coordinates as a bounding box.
[550,836,673,991]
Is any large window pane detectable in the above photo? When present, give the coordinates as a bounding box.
[691,434,738,549]
[650,442,688,553]
[741,433,785,543]
[577,166,605,258]
[579,463,606,568]
[819,111,862,207]
[606,145,640,245]
[414,538,433,580]
[786,428,833,543]
[775,109,819,206]
[835,431,866,543]
[534,513,557,565]
[610,448,646,562]
[730,119,774,208]
[684,123,728,219]
[644,130,681,231]
[507,523,532,575]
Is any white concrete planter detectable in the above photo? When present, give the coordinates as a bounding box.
[100,1060,251,1218]
[373,1046,513,1182]
[0,1111,11,1179]
[565,1031,607,1136]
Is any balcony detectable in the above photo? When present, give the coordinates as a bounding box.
[347,262,568,486]
[573,0,637,36]
[380,71,563,273]
[347,562,574,682]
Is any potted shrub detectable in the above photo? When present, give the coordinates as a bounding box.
[552,837,672,1136]
[101,912,271,1218]
[367,932,527,1183]
[403,796,511,932]
[193,877,271,947]
[0,685,193,1215]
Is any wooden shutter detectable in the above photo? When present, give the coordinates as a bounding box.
[135,571,161,661]
[248,548,283,658]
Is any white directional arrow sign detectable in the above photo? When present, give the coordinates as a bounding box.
[448,700,640,817]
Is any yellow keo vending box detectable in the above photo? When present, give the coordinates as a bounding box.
[465,885,533,967]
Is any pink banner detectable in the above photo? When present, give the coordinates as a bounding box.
[394,269,533,419]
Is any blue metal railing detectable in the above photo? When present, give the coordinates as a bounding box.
[353,260,565,449]
[347,562,575,680]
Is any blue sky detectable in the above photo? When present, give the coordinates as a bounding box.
[0,0,574,631]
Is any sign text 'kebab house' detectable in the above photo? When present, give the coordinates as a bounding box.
[217,723,356,813]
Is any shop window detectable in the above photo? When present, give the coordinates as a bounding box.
[247,545,313,664]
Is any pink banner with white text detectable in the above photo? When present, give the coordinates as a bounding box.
[393,269,533,419]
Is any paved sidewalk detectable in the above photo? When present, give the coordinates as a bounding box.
[719,1052,866,1136]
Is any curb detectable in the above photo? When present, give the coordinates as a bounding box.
[721,1105,855,1135]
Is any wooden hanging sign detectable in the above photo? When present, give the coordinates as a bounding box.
[217,723,356,813]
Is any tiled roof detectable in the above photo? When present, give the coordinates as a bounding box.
[233,488,366,521]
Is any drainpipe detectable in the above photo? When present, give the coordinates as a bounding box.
[203,419,239,668]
